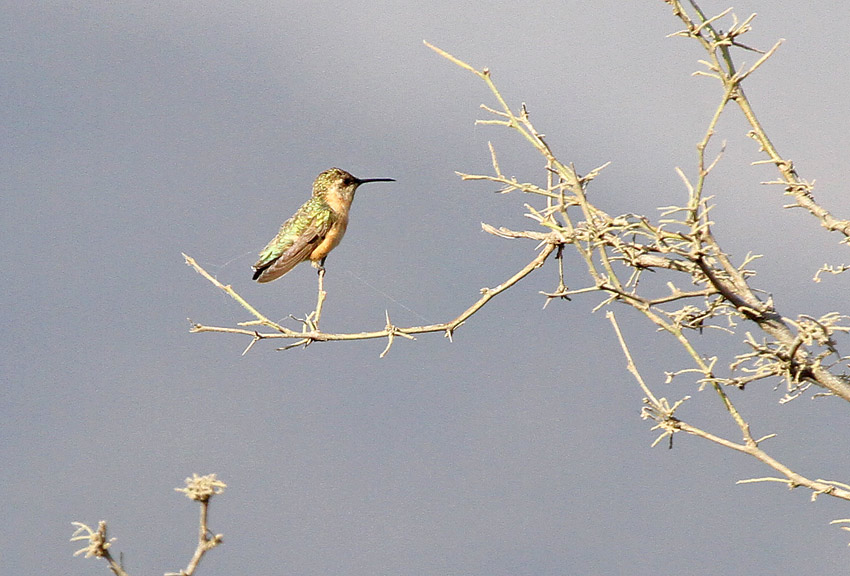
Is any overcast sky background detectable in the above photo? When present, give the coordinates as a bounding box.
[4,1,850,574]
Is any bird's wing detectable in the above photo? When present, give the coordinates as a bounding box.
[252,211,334,283]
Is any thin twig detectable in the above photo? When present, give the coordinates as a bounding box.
[186,242,556,354]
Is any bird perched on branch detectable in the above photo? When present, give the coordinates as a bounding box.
[252,167,395,283]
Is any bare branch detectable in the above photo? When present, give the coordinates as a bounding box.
[72,474,226,576]
[186,241,557,355]
[70,521,127,576]
[168,474,226,576]
[665,0,850,240]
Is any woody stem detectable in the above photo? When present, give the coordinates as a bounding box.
[314,266,327,329]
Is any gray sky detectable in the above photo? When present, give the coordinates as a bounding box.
[4,1,850,574]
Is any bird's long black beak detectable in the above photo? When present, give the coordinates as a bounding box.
[356,177,395,184]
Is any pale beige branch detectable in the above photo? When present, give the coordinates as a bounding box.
[186,242,557,354]
[72,474,226,576]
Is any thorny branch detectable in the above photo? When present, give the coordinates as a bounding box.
[70,521,127,576]
[182,2,850,512]
[422,5,850,508]
[425,13,850,403]
[184,242,556,357]
[609,310,850,501]
[71,474,226,576]
[665,0,850,240]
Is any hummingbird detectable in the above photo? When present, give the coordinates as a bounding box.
[252,168,395,283]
